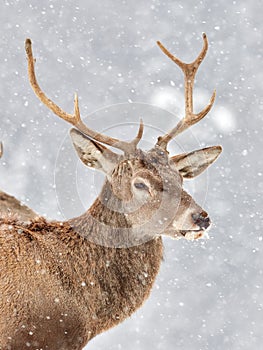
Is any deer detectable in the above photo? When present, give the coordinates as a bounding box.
[0,142,38,221]
[0,34,222,350]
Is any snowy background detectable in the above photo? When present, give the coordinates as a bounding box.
[1,0,262,349]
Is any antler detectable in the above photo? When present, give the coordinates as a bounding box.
[156,33,216,150]
[25,39,143,154]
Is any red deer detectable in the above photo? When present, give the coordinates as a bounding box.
[0,34,221,349]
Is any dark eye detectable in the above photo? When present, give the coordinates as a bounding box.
[134,182,148,190]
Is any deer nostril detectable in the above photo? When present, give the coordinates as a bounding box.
[192,211,210,230]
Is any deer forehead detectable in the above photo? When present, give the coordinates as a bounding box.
[110,148,181,187]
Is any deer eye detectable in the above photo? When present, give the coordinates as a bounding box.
[134,182,149,191]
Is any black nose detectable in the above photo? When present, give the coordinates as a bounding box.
[192,212,210,230]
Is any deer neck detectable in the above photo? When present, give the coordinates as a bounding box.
[64,180,163,337]
[69,180,155,248]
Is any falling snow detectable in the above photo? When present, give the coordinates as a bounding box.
[0,0,262,350]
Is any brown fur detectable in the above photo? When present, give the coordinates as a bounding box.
[0,191,37,221]
[0,189,163,350]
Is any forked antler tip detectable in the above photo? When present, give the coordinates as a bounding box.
[157,33,208,53]
[155,34,215,149]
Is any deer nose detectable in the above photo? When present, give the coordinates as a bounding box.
[192,211,210,230]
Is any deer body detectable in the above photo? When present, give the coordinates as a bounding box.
[0,216,162,349]
[0,35,222,349]
[0,165,167,349]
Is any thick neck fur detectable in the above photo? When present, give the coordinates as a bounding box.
[69,179,158,248]
[0,187,163,349]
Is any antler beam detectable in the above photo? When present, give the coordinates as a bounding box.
[156,33,216,150]
[25,39,143,154]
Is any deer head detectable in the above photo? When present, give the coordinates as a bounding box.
[25,34,221,246]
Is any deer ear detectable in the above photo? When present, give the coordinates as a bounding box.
[171,146,222,179]
[70,128,120,175]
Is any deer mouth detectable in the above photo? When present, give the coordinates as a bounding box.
[179,229,208,240]
[163,227,210,241]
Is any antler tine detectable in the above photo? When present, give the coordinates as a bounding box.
[129,118,144,148]
[25,39,142,154]
[156,33,216,150]
[0,142,3,158]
